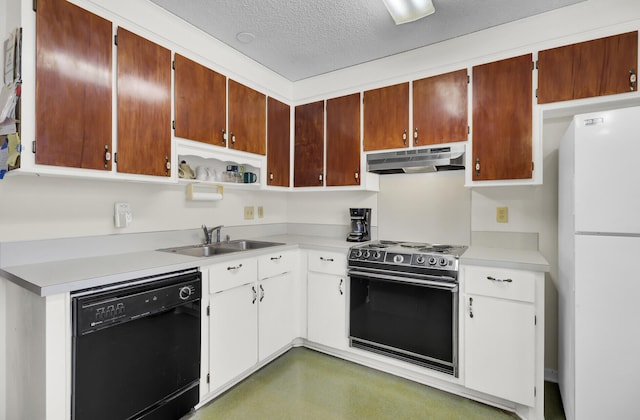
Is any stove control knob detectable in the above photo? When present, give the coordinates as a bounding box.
[428,256,437,265]
[415,256,425,264]
[373,251,382,260]
[439,257,448,266]
[363,250,371,259]
[393,254,404,264]
[355,250,363,258]
[179,286,194,300]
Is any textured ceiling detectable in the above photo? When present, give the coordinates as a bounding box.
[149,0,585,81]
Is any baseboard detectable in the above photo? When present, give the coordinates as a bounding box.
[545,368,559,383]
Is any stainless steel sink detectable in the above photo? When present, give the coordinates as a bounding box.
[158,239,284,258]
[159,244,240,258]
[222,239,285,250]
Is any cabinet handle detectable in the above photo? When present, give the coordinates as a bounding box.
[354,170,359,181]
[414,128,419,145]
[230,132,236,146]
[252,286,257,304]
[165,156,170,176]
[339,278,344,295]
[402,129,407,145]
[487,276,513,283]
[259,284,265,302]
[104,145,111,168]
[227,263,243,271]
[269,171,274,182]
[318,173,323,184]
[475,158,480,177]
[320,257,334,262]
[630,69,637,91]
[469,297,474,318]
[270,255,282,261]
[221,129,227,145]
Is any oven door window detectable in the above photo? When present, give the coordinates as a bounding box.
[349,275,457,373]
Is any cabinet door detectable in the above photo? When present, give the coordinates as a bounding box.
[35,0,112,170]
[538,31,638,104]
[413,69,468,146]
[363,83,409,151]
[465,294,535,406]
[326,93,360,186]
[116,28,171,176]
[209,283,258,390]
[472,54,532,181]
[267,97,290,187]
[258,272,295,360]
[307,272,347,350]
[294,101,324,187]
[228,80,266,155]
[174,54,226,147]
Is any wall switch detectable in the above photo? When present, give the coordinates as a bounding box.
[257,206,264,218]
[114,202,132,228]
[244,206,255,220]
[496,206,508,223]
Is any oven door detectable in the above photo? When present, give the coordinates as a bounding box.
[348,269,458,376]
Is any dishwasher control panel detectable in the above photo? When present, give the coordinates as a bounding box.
[72,269,201,336]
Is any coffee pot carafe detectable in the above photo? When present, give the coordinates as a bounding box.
[347,208,371,242]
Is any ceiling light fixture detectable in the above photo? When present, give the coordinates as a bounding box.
[382,0,435,25]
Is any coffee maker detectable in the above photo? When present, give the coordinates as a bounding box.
[347,208,371,242]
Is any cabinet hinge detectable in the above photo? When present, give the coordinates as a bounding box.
[207,305,210,316]
[467,125,470,134]
[535,88,538,98]
[172,60,175,70]
[114,152,118,163]
[32,140,36,154]
[114,34,118,46]
[206,373,210,384]
[533,60,536,71]
[467,75,470,84]
[532,161,535,171]
[32,0,37,12]
[534,386,537,397]
[534,315,537,325]
[172,120,176,130]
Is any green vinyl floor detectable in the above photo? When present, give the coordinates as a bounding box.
[185,347,565,420]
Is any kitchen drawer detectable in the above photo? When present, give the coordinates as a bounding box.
[258,250,296,279]
[208,257,258,293]
[308,250,347,275]
[464,265,535,303]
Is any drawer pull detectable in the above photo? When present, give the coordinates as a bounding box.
[339,278,344,295]
[320,257,334,262]
[259,284,265,302]
[227,264,243,271]
[270,255,282,261]
[252,286,257,304]
[487,276,512,283]
[469,297,474,318]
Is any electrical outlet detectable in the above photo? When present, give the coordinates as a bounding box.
[114,202,132,228]
[496,206,509,223]
[244,206,255,220]
[258,206,264,218]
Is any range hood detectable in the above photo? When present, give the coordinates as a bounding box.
[367,144,465,174]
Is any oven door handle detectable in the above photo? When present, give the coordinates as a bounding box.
[348,269,458,291]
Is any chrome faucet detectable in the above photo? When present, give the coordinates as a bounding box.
[202,224,223,245]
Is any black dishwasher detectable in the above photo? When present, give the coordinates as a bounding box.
[71,268,202,420]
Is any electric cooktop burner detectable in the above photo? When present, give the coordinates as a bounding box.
[347,240,468,276]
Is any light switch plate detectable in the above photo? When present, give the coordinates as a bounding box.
[244,206,254,220]
[114,202,132,228]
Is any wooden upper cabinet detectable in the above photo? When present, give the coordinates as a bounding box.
[267,97,290,187]
[472,54,533,181]
[363,83,409,151]
[174,54,226,147]
[413,69,468,146]
[35,0,112,170]
[538,31,638,103]
[326,93,360,186]
[228,80,266,155]
[116,27,171,176]
[294,101,324,187]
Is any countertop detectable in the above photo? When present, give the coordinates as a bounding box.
[461,246,550,272]
[1,236,549,297]
[0,235,352,297]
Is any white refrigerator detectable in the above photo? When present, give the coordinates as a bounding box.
[559,105,640,420]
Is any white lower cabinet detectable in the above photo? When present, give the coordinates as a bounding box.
[306,250,348,350]
[463,265,540,408]
[206,251,296,391]
[258,271,295,360]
